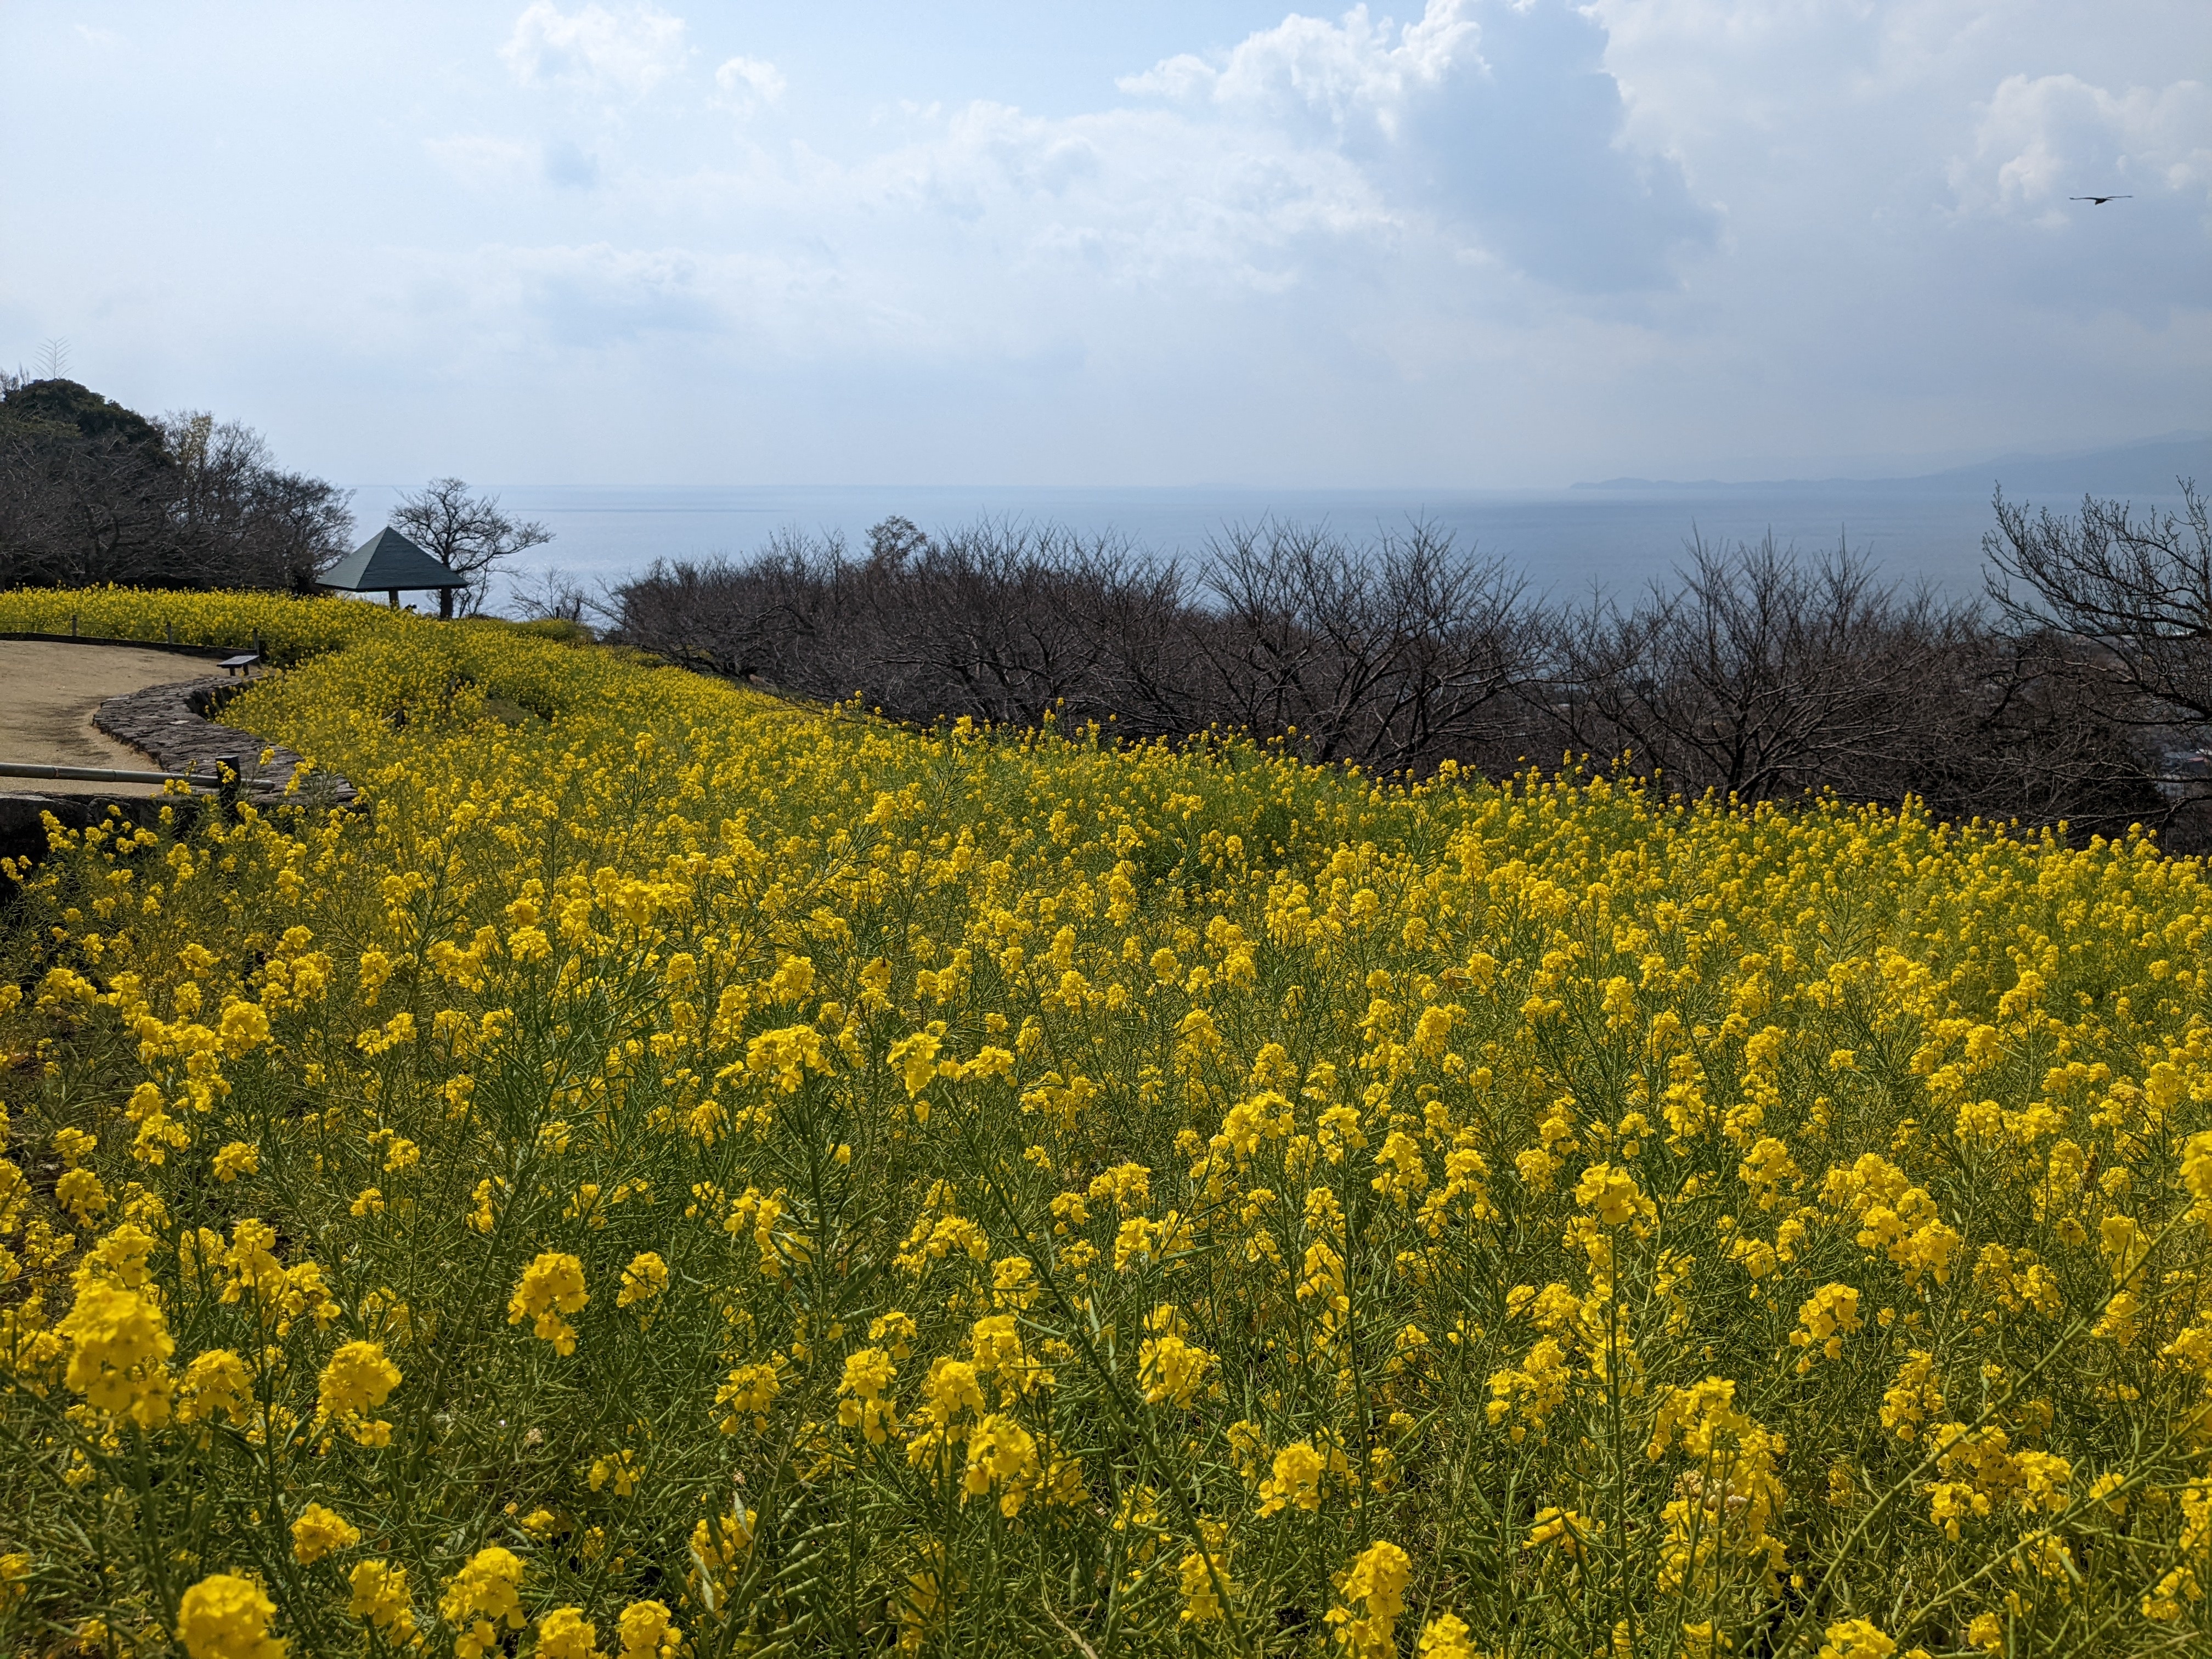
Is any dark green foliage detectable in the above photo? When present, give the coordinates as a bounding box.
[0,376,352,592]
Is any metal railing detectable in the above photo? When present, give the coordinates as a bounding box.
[0,759,283,794]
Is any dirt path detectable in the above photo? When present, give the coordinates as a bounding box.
[0,639,232,791]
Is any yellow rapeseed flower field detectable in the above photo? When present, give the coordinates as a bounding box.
[3,589,2212,1658]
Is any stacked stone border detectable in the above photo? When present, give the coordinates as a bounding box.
[1,673,353,867]
[94,676,351,804]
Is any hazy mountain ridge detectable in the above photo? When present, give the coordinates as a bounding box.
[1573,434,2211,497]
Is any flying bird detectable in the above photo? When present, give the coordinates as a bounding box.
[2070,194,2132,205]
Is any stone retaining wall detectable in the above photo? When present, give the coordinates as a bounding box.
[93,676,353,804]
[1,676,353,868]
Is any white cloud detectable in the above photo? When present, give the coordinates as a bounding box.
[1115,0,1714,292]
[542,139,602,190]
[1125,0,1481,141]
[411,0,1714,386]
[393,242,731,355]
[500,2,687,99]
[424,133,538,189]
[840,99,1389,296]
[12,0,2210,488]
[1952,74,2212,223]
[494,244,724,346]
[469,2,1706,323]
[713,55,786,117]
[425,133,601,192]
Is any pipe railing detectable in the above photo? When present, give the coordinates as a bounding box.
[0,759,284,794]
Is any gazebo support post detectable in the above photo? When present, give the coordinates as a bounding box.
[387,589,400,608]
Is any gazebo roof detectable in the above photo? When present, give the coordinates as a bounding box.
[320,528,469,593]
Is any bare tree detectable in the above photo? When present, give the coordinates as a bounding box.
[252,468,358,594]
[612,520,1191,731]
[160,412,353,592]
[865,523,1170,728]
[1547,537,1953,800]
[1,379,350,592]
[614,529,848,686]
[1925,627,2167,840]
[1200,519,1536,774]
[1982,482,2212,726]
[606,505,2168,847]
[611,515,1538,771]
[509,565,597,626]
[866,515,930,571]
[391,478,554,619]
[1541,533,2167,837]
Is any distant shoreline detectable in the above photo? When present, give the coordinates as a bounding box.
[341,460,2204,614]
[1571,433,2211,494]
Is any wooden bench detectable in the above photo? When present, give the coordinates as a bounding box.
[217,653,261,676]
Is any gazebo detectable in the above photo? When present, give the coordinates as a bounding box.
[319,528,470,614]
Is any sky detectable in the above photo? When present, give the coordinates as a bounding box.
[1,1,2207,488]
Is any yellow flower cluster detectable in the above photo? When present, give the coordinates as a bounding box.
[314,1339,400,1445]
[176,1573,285,1659]
[3,591,2212,1654]
[1328,1539,1412,1658]
[509,1250,588,1355]
[439,1546,526,1659]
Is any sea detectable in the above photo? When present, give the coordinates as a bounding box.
[342,439,2207,614]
